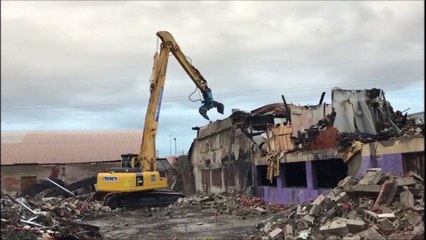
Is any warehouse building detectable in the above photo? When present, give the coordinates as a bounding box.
[1,130,175,196]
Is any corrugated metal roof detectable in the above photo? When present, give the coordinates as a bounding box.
[251,103,288,116]
[1,130,143,165]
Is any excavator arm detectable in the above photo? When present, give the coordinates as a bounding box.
[138,31,224,172]
[156,31,224,119]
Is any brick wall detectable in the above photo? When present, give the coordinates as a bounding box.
[1,161,120,196]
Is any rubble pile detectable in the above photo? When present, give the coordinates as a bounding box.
[0,192,116,239]
[248,169,424,240]
[171,192,285,217]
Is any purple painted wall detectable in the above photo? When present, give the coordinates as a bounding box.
[355,153,403,179]
[256,161,331,204]
[256,153,405,204]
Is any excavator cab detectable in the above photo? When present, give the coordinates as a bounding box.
[199,87,225,120]
[121,154,139,168]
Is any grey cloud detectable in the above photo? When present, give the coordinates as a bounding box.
[1,1,424,156]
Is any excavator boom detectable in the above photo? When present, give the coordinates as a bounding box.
[156,31,224,120]
[96,31,224,209]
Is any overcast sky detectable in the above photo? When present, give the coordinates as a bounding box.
[1,1,424,157]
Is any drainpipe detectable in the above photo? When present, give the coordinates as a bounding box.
[249,119,256,196]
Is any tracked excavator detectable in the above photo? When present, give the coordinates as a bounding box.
[96,31,224,209]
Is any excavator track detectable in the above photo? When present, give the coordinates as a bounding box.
[104,190,184,209]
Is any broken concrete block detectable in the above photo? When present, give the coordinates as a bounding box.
[345,219,366,233]
[338,176,356,191]
[327,188,343,199]
[396,176,417,186]
[269,227,283,239]
[255,207,266,215]
[319,220,349,237]
[199,196,212,203]
[377,213,395,219]
[412,223,424,240]
[363,210,378,224]
[312,195,325,206]
[377,218,393,233]
[407,212,422,226]
[263,221,272,232]
[332,192,349,203]
[309,204,321,216]
[358,168,383,185]
[372,180,398,211]
[284,224,294,239]
[358,227,385,240]
[351,184,382,193]
[400,189,415,208]
[342,234,361,240]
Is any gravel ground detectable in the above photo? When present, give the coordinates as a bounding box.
[82,206,268,240]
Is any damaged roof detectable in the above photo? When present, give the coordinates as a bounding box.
[251,103,288,116]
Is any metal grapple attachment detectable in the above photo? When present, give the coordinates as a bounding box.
[199,88,224,120]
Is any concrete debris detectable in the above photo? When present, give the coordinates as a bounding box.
[268,227,283,239]
[372,179,398,211]
[248,169,424,240]
[412,223,425,240]
[357,168,383,185]
[1,192,114,239]
[358,227,386,240]
[171,192,285,219]
[377,213,396,219]
[5,169,423,239]
[396,176,417,186]
[345,219,366,233]
[319,220,349,236]
[351,184,382,193]
[400,189,415,208]
[255,206,267,215]
[377,217,393,233]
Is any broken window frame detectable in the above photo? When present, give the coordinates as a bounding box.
[211,168,222,187]
[281,162,308,188]
[311,158,348,190]
[402,152,424,178]
[256,165,277,187]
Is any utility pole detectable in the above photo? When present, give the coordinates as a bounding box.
[173,137,177,156]
[169,135,172,156]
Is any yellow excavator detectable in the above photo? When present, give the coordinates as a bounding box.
[96,31,224,209]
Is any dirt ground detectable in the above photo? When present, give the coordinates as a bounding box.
[82,206,267,240]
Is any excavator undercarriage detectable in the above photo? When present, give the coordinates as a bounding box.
[103,190,184,209]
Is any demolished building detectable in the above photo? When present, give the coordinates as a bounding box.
[188,87,424,204]
[189,114,256,194]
